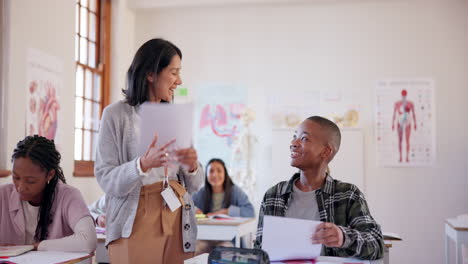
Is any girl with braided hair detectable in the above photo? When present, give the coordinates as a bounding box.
[0,135,97,253]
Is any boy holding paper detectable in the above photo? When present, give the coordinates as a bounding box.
[255,116,384,260]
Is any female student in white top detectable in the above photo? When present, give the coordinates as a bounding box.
[0,135,96,253]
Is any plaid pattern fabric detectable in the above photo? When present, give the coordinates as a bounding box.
[254,173,384,260]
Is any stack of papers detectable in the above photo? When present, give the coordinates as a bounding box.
[0,245,34,257]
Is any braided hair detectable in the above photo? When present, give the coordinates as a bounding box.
[11,135,66,242]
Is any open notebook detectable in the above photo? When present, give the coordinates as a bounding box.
[0,245,34,257]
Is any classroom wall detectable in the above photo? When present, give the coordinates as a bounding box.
[132,0,468,263]
[0,0,137,205]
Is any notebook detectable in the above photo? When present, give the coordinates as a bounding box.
[0,245,34,257]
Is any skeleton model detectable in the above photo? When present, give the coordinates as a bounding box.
[230,108,258,204]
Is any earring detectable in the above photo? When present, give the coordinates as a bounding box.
[47,180,50,185]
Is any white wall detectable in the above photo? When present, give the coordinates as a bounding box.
[0,0,112,204]
[133,0,468,263]
[110,0,136,104]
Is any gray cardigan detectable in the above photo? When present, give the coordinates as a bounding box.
[94,101,203,252]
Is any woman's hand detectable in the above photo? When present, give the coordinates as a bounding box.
[206,208,229,217]
[97,214,106,228]
[140,134,176,172]
[195,208,203,214]
[175,147,198,172]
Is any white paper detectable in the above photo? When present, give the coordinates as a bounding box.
[161,186,182,212]
[184,253,209,264]
[137,103,194,155]
[262,216,322,261]
[7,251,90,264]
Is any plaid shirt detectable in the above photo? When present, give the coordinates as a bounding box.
[254,173,384,260]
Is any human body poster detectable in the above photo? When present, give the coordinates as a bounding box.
[194,84,247,168]
[375,79,435,167]
[26,48,63,147]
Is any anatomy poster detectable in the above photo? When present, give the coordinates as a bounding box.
[26,48,63,147]
[195,84,247,168]
[269,90,320,129]
[375,79,435,167]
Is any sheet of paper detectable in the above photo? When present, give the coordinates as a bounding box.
[263,215,322,261]
[7,251,90,264]
[137,103,194,155]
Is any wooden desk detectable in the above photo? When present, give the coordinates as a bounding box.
[445,218,468,264]
[196,217,257,248]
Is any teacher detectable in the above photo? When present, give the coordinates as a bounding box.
[95,38,203,264]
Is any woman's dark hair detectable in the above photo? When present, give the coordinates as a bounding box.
[123,38,182,106]
[203,158,234,214]
[11,135,67,242]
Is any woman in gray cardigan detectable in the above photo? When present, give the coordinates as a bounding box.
[94,38,203,264]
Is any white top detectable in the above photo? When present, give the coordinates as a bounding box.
[22,201,39,244]
[22,201,96,252]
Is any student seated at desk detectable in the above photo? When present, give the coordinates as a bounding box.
[255,116,384,260]
[192,158,255,254]
[0,135,97,253]
[88,195,106,228]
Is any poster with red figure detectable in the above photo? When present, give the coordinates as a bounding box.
[195,84,247,168]
[26,49,62,147]
[375,79,435,167]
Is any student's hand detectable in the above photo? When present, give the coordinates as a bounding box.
[206,208,229,217]
[140,134,176,172]
[33,242,40,251]
[311,222,344,248]
[174,147,198,172]
[195,208,203,214]
[97,214,106,228]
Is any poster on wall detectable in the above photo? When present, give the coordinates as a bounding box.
[26,48,63,148]
[194,84,247,168]
[319,90,361,129]
[268,90,321,129]
[375,79,435,167]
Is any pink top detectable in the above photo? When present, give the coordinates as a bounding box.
[0,182,91,244]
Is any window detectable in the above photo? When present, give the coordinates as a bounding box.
[74,0,111,176]
[0,0,11,178]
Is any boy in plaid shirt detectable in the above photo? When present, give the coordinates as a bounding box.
[255,116,384,260]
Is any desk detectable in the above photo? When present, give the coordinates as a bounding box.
[185,254,384,264]
[196,218,257,248]
[5,251,92,264]
[96,234,109,264]
[445,218,468,264]
[95,218,257,263]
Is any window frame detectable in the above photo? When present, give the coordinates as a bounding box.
[73,0,111,177]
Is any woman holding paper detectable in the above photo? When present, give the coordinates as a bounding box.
[95,38,204,264]
[0,135,96,253]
